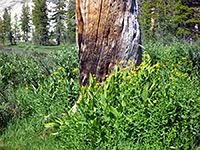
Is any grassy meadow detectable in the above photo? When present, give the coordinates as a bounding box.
[1,42,64,53]
[0,37,200,149]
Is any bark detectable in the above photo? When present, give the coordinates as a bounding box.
[150,7,155,33]
[195,23,199,38]
[76,0,142,87]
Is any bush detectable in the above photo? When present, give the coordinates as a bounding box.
[46,40,200,149]
[0,39,199,149]
[0,44,79,132]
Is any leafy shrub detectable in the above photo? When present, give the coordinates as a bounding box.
[0,45,79,131]
[0,39,199,149]
[46,42,200,149]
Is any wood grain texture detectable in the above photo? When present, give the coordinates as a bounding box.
[76,0,142,87]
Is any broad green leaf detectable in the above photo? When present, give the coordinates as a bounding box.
[109,106,119,117]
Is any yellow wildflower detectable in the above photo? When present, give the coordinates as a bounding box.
[25,87,28,90]
[153,100,156,104]
[120,61,124,64]
[59,80,61,83]
[54,72,59,75]
[153,63,160,68]
[128,59,132,64]
[123,67,128,71]
[130,63,134,68]
[106,78,110,82]
[182,57,187,60]
[126,76,131,80]
[58,67,64,70]
[73,68,78,72]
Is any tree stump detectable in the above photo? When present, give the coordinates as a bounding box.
[76,0,142,87]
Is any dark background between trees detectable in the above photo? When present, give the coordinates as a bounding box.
[139,0,200,43]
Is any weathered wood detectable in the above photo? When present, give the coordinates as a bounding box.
[76,0,142,87]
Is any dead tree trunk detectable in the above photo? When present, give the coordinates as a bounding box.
[76,0,142,87]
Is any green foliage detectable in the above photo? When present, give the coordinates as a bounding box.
[3,42,63,53]
[174,0,200,40]
[0,44,78,130]
[139,0,200,42]
[20,1,31,42]
[45,38,200,149]
[0,17,5,46]
[32,0,49,46]
[12,14,21,45]
[0,45,79,150]
[0,39,200,149]
[51,0,67,45]
[66,0,76,43]
[2,8,13,46]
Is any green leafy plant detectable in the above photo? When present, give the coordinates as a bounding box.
[0,39,199,149]
[46,39,200,149]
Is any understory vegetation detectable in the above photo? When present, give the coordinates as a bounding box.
[0,37,200,149]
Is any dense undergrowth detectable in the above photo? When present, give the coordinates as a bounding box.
[0,37,200,149]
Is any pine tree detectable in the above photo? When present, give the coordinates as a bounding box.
[20,1,30,42]
[180,0,200,40]
[51,0,67,45]
[3,8,13,45]
[32,0,49,45]
[0,17,5,47]
[66,0,76,43]
[139,0,200,41]
[139,0,156,40]
[13,14,21,45]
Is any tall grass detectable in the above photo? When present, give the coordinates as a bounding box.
[0,38,199,149]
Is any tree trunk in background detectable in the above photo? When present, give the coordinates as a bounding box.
[76,0,142,87]
[195,23,199,39]
[150,7,155,33]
